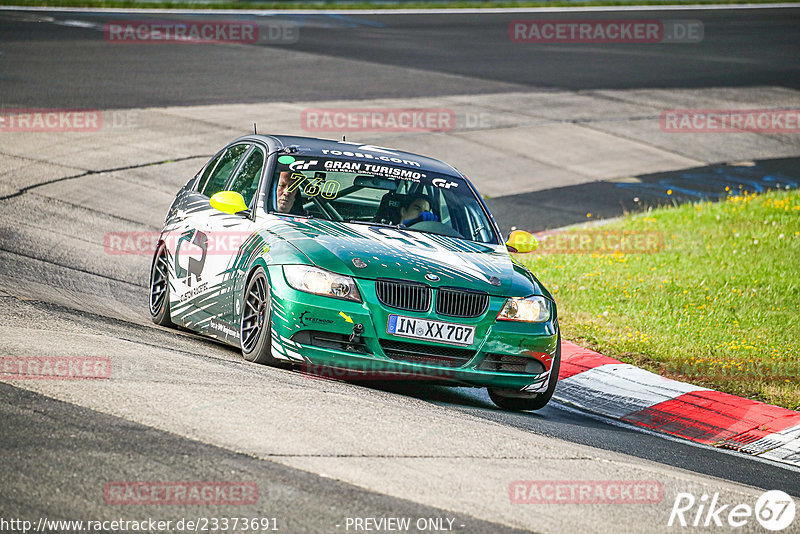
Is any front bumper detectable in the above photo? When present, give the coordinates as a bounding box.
[266,265,559,391]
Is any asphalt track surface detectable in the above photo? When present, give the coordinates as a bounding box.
[485,156,800,231]
[0,381,528,534]
[0,7,798,108]
[1,7,799,533]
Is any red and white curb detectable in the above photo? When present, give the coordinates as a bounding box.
[556,341,800,469]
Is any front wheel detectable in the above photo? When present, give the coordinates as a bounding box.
[149,243,175,327]
[240,268,287,367]
[488,333,561,411]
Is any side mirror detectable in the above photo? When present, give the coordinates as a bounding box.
[506,230,538,253]
[210,191,248,215]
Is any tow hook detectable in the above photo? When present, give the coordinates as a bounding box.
[348,323,364,344]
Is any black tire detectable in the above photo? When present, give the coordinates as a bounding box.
[240,268,287,367]
[149,243,175,327]
[488,332,561,411]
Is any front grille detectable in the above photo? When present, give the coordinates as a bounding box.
[375,279,431,312]
[435,288,489,318]
[380,339,474,368]
[478,354,545,374]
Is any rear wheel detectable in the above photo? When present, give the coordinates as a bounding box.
[240,268,286,367]
[149,243,174,327]
[488,333,561,411]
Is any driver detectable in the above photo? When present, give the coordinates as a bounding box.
[399,194,438,226]
[274,171,306,215]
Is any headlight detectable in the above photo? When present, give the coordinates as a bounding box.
[497,296,550,322]
[283,265,361,302]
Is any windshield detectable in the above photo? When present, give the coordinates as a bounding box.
[267,157,498,244]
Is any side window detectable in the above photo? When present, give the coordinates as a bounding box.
[195,152,223,193]
[228,147,264,207]
[201,144,249,198]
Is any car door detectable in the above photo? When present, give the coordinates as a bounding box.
[169,142,250,329]
[161,149,223,320]
[187,143,268,344]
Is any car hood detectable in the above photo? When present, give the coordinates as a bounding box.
[267,218,543,297]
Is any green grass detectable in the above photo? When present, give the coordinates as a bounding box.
[518,188,800,410]
[3,0,798,9]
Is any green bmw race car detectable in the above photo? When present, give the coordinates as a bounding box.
[150,135,560,411]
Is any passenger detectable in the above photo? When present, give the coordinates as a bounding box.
[399,194,438,226]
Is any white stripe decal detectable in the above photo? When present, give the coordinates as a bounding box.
[285,349,308,362]
[345,224,496,283]
[520,371,550,393]
[270,340,291,361]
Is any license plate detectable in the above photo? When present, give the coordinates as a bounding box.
[387,315,475,346]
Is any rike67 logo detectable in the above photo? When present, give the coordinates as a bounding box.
[669,490,795,531]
